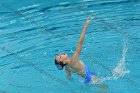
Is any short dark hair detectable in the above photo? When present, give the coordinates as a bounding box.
[55,59,58,65]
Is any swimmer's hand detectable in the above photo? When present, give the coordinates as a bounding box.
[85,16,95,25]
[85,18,91,25]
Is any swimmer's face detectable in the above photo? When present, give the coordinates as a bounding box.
[56,53,68,64]
[55,54,68,70]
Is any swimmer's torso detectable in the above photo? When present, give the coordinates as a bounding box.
[66,60,86,78]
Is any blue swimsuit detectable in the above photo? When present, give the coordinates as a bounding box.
[84,65,95,83]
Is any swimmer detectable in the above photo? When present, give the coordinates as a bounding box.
[55,17,96,83]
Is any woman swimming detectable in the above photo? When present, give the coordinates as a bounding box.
[55,17,95,83]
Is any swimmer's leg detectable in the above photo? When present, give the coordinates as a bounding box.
[92,83,108,93]
[98,83,108,89]
[90,74,108,92]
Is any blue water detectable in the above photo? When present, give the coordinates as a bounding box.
[0,0,140,93]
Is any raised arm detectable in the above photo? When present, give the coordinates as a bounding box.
[72,18,92,61]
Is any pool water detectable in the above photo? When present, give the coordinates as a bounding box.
[0,0,140,93]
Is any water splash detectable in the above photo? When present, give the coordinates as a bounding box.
[91,39,130,84]
[112,39,130,79]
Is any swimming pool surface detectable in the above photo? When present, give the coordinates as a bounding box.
[0,0,140,93]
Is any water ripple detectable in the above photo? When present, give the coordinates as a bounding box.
[0,0,139,92]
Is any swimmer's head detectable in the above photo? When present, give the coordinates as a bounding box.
[55,53,69,70]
